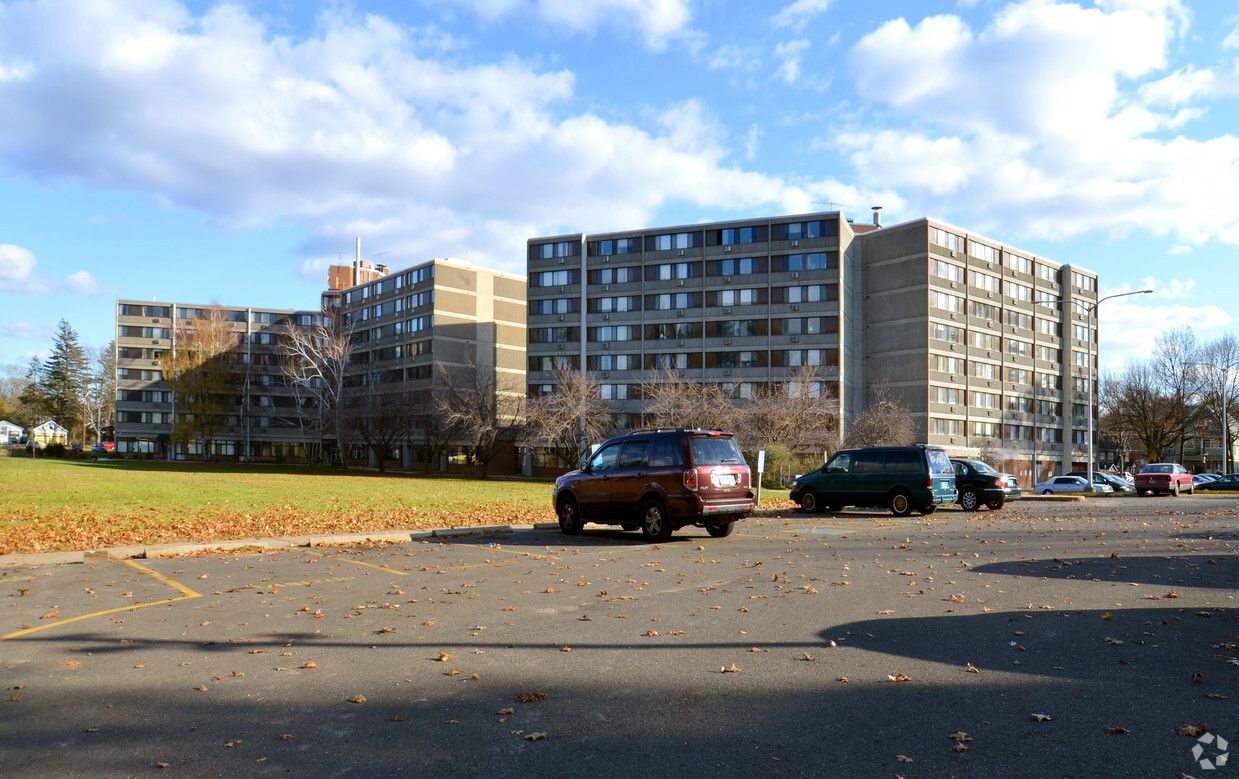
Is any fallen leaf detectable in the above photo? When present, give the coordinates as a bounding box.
[896,755,913,763]
[803,653,815,662]
[721,664,742,673]
[887,673,912,683]
[1031,713,1052,722]
[965,663,980,674]
[349,695,367,704]
[948,731,972,743]
[437,652,452,662]
[1103,727,1128,734]
[1178,723,1207,737]
[950,743,969,753]
[224,740,242,748]
[304,661,317,668]
[515,692,547,703]
[278,734,293,741]
[524,732,548,742]
[1205,693,1228,700]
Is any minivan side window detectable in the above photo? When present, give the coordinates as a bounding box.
[853,451,884,473]
[617,441,650,469]
[884,450,920,473]
[825,453,852,473]
[651,437,683,467]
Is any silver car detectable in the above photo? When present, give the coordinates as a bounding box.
[1033,475,1114,495]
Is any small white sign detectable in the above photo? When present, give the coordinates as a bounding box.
[757,449,766,474]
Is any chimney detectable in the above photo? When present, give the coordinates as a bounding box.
[872,206,883,228]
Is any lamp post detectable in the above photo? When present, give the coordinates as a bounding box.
[1083,289,1152,492]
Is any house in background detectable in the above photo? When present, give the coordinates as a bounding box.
[0,420,23,444]
[31,420,68,447]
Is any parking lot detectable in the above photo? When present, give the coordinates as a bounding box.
[2,495,1237,777]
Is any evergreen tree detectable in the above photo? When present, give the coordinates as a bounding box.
[41,319,90,435]
[18,356,51,427]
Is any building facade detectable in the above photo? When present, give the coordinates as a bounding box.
[115,258,526,469]
[527,211,1099,484]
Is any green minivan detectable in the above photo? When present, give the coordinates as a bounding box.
[789,445,957,516]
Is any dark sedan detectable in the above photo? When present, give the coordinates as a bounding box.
[951,459,1022,510]
[1196,474,1239,491]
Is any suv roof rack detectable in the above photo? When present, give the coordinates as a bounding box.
[626,428,728,435]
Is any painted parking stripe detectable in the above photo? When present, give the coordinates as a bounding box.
[1,560,202,641]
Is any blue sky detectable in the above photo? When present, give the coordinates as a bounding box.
[1,0,1236,375]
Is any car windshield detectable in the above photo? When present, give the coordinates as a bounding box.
[690,435,746,466]
[927,449,953,475]
[968,460,997,474]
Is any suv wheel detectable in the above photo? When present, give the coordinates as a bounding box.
[799,488,820,513]
[959,489,980,511]
[557,497,584,535]
[640,498,673,542]
[890,490,913,517]
[706,521,734,538]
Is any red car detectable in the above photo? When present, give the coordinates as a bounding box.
[1134,463,1194,496]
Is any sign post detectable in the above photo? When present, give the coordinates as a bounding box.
[756,450,766,505]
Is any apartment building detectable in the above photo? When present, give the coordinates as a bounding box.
[526,211,1099,484]
[115,258,526,468]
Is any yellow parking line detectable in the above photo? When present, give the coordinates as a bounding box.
[1,560,202,641]
[304,551,410,575]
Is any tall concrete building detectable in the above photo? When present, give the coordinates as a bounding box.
[526,211,1098,484]
[115,258,526,469]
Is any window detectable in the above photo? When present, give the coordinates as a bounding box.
[592,237,636,255]
[930,227,962,252]
[1038,373,1062,390]
[932,323,962,343]
[536,269,576,287]
[1071,271,1096,291]
[781,349,827,367]
[782,284,835,303]
[972,421,999,438]
[652,232,698,251]
[1008,396,1031,412]
[933,355,961,374]
[592,266,637,284]
[970,301,997,320]
[933,260,963,282]
[717,289,759,307]
[1038,400,1062,416]
[934,386,961,404]
[599,384,630,400]
[971,271,999,292]
[1036,263,1058,283]
[1006,282,1031,301]
[1037,318,1061,337]
[653,292,694,310]
[714,320,760,338]
[593,296,636,313]
[780,317,832,336]
[655,262,695,280]
[650,322,696,340]
[1007,310,1031,329]
[1074,349,1090,367]
[970,241,997,263]
[593,325,637,342]
[1008,339,1030,357]
[408,290,433,308]
[536,240,577,259]
[530,326,576,343]
[1038,428,1062,443]
[1073,376,1089,393]
[1073,403,1087,419]
[933,418,962,436]
[971,391,999,409]
[251,311,274,324]
[1073,324,1090,341]
[591,354,637,371]
[974,362,998,380]
[1006,424,1031,440]
[721,226,758,245]
[779,220,829,240]
[781,253,831,272]
[1036,345,1061,362]
[717,257,756,275]
[651,353,690,370]
[1006,253,1031,274]
[932,291,964,313]
[1035,291,1059,308]
[535,298,576,315]
[1008,367,1030,384]
[1072,429,1089,444]
[973,332,999,350]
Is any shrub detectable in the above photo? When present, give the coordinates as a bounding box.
[749,444,828,489]
[44,443,68,458]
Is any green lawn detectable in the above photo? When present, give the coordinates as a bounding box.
[0,457,556,555]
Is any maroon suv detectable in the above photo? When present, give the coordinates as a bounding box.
[1134,463,1194,496]
[553,428,755,541]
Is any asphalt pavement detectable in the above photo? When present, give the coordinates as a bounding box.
[2,495,1237,778]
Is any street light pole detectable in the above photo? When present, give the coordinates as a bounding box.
[1085,289,1152,492]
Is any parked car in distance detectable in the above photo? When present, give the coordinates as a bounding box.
[553,428,754,542]
[1193,473,1218,485]
[951,459,1021,510]
[1134,463,1194,496]
[1034,475,1114,495]
[1196,473,1239,491]
[790,445,956,517]
[1067,471,1136,495]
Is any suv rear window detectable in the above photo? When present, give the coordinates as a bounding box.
[689,436,745,466]
[927,449,953,475]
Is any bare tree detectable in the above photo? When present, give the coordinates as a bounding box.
[1107,360,1180,463]
[82,342,116,444]
[438,357,526,477]
[409,379,459,474]
[1197,332,1239,471]
[1152,326,1202,462]
[523,366,612,466]
[740,365,839,452]
[842,383,916,448]
[280,306,353,465]
[640,368,738,432]
[159,306,237,459]
[348,374,413,473]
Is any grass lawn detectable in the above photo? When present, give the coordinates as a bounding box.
[0,457,557,555]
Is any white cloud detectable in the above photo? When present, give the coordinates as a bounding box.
[743,124,762,161]
[0,1,835,278]
[62,270,103,295]
[772,0,833,32]
[1226,25,1239,48]
[0,244,49,295]
[840,0,1239,249]
[0,321,53,340]
[774,39,811,85]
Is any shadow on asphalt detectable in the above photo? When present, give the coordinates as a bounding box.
[971,554,1237,590]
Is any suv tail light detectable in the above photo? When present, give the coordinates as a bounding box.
[683,469,699,491]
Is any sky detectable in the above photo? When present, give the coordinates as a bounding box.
[1,0,1237,377]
